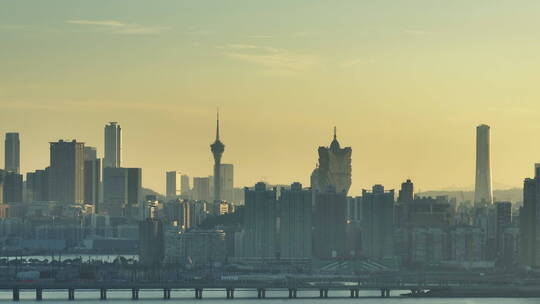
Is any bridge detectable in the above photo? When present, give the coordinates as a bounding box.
[2,277,540,301]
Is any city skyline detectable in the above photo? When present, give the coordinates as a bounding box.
[3,1,540,295]
[4,1,540,195]
[0,120,532,197]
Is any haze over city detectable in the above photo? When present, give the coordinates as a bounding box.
[4,1,540,194]
[6,1,540,302]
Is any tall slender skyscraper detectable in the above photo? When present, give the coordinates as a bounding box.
[104,122,121,168]
[474,124,493,205]
[210,111,225,202]
[4,133,20,173]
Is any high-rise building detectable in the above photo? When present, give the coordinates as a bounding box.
[49,140,85,203]
[193,177,210,202]
[166,171,181,200]
[0,170,23,203]
[180,174,190,198]
[279,182,312,259]
[84,147,101,207]
[474,124,493,205]
[127,168,142,204]
[103,167,142,215]
[26,168,49,202]
[220,164,234,202]
[398,179,414,203]
[346,196,362,221]
[104,122,121,168]
[361,185,395,261]
[495,201,512,255]
[4,133,20,174]
[313,189,347,259]
[243,182,278,258]
[397,195,454,263]
[311,128,352,195]
[163,199,206,230]
[449,226,484,262]
[139,218,165,266]
[84,146,97,161]
[210,111,225,202]
[519,164,540,267]
[396,179,414,228]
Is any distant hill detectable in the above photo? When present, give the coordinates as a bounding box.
[417,188,522,203]
[142,188,165,201]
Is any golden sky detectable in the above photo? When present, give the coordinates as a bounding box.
[2,1,540,195]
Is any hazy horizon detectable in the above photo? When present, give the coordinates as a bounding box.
[3,1,540,196]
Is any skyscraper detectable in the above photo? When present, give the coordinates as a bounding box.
[84,146,97,161]
[49,140,85,203]
[139,218,165,266]
[26,168,49,202]
[4,133,20,173]
[104,122,121,168]
[210,111,225,202]
[84,147,101,207]
[313,189,347,258]
[398,179,414,203]
[166,171,181,200]
[311,128,352,195]
[519,164,540,267]
[193,177,210,202]
[361,185,395,261]
[0,170,23,203]
[103,167,142,214]
[495,201,512,255]
[220,163,234,202]
[180,174,190,198]
[243,182,278,258]
[474,124,493,205]
[279,182,312,259]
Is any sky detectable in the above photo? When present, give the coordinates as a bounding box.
[2,0,540,196]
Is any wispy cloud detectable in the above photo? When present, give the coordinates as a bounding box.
[219,44,318,75]
[67,20,169,34]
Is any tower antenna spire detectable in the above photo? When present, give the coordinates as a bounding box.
[334,126,337,140]
[216,107,220,140]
